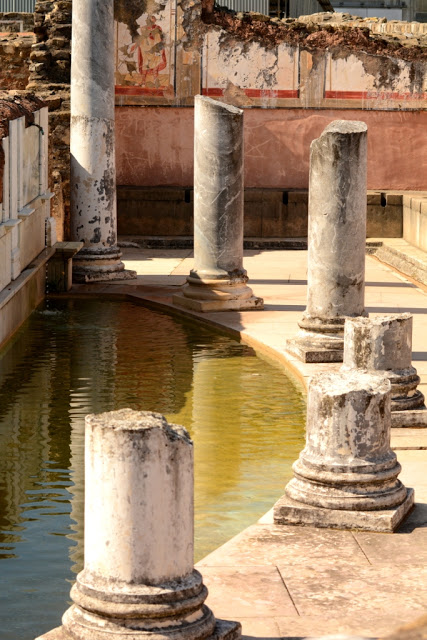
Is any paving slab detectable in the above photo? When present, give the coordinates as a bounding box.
[355,527,427,564]
[278,564,427,617]
[73,244,427,640]
[198,524,370,568]
[274,613,421,639]
[201,566,298,618]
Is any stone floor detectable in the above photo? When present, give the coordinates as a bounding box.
[73,242,427,640]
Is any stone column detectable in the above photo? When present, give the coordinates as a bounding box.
[287,120,368,362]
[343,314,426,427]
[36,409,240,640]
[173,96,263,312]
[274,371,414,532]
[70,0,136,282]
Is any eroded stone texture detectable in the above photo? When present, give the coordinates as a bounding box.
[287,120,368,362]
[35,409,241,640]
[70,0,135,283]
[173,95,263,312]
[274,371,414,531]
[343,314,426,420]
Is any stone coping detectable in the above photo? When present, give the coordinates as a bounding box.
[0,246,54,312]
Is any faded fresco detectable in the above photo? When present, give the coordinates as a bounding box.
[114,0,177,103]
[202,32,299,108]
[113,0,427,110]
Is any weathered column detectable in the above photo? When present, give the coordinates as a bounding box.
[274,372,414,532]
[343,314,426,427]
[287,120,368,362]
[70,0,136,283]
[173,96,263,312]
[36,409,240,640]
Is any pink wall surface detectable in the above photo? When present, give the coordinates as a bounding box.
[116,107,427,191]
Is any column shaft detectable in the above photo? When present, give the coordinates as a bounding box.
[193,96,245,279]
[70,0,135,282]
[173,96,262,312]
[35,410,241,640]
[287,120,368,362]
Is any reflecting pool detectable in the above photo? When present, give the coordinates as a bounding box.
[0,297,305,640]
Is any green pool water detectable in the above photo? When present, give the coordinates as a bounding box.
[0,297,306,640]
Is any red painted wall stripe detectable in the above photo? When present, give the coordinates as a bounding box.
[115,86,168,96]
[202,88,299,99]
[325,90,427,101]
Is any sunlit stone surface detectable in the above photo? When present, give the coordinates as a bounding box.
[36,409,241,640]
[287,120,368,362]
[274,371,414,531]
[342,314,426,427]
[174,96,263,312]
[70,0,135,283]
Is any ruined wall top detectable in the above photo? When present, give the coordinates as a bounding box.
[204,8,427,60]
[297,11,427,38]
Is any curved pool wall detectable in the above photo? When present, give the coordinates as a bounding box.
[0,297,305,640]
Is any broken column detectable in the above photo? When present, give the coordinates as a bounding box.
[274,371,414,532]
[343,314,426,427]
[286,120,368,362]
[70,0,135,283]
[173,95,263,312]
[35,409,240,640]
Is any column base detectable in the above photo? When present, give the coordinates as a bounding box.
[273,488,414,533]
[72,248,137,284]
[73,268,137,284]
[391,392,425,412]
[286,335,344,363]
[391,408,427,428]
[173,293,263,313]
[173,277,263,313]
[36,569,241,640]
[389,369,425,412]
[288,313,369,363]
[35,619,241,640]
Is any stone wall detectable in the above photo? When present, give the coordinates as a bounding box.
[27,0,72,241]
[30,0,71,86]
[403,193,427,251]
[0,93,51,287]
[117,186,404,239]
[0,33,34,90]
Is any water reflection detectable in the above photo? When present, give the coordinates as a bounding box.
[0,298,305,640]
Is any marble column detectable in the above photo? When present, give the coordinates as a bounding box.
[287,120,368,363]
[70,0,136,283]
[36,409,241,640]
[274,371,414,532]
[343,314,426,427]
[173,96,263,312]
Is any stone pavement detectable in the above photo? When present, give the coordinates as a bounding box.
[74,245,427,640]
